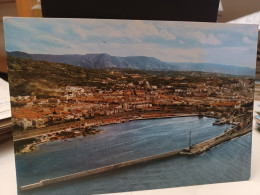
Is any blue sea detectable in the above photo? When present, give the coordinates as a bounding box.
[15,117,252,195]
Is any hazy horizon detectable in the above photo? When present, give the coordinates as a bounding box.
[7,50,256,70]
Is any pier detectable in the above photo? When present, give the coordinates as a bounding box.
[20,123,252,191]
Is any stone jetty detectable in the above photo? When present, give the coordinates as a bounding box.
[21,123,252,191]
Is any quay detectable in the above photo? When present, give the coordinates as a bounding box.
[20,123,252,191]
[21,149,183,191]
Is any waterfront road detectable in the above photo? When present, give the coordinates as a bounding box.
[13,112,198,142]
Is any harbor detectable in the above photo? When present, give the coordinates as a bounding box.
[13,109,250,154]
[20,117,251,192]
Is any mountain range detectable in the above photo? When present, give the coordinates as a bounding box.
[7,51,255,76]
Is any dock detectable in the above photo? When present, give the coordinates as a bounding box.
[21,149,183,191]
[20,124,252,191]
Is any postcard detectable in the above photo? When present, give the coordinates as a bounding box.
[4,17,258,195]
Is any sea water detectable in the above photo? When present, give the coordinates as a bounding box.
[15,117,251,195]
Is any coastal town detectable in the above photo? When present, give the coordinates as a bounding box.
[10,69,254,153]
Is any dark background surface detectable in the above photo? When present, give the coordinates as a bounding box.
[41,0,220,22]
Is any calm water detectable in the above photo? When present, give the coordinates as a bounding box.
[15,117,251,195]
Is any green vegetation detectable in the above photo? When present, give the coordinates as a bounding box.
[14,137,39,153]
[8,56,105,97]
[8,56,251,98]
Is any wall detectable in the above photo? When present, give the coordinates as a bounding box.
[0,0,17,73]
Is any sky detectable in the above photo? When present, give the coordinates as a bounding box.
[3,17,259,68]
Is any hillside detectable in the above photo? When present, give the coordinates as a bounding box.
[7,51,255,76]
[7,52,174,70]
[8,56,240,98]
[7,56,174,97]
[7,56,101,97]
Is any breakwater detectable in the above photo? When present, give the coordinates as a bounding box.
[182,124,251,155]
[21,149,182,191]
[20,123,251,191]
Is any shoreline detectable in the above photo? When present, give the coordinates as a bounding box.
[15,128,103,154]
[14,112,218,141]
[20,123,252,191]
[15,113,223,154]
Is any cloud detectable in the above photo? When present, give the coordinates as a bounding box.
[242,36,255,44]
[217,33,227,39]
[179,40,184,44]
[69,20,177,42]
[205,46,257,68]
[159,29,176,40]
[72,24,88,41]
[4,18,257,68]
[191,32,222,45]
